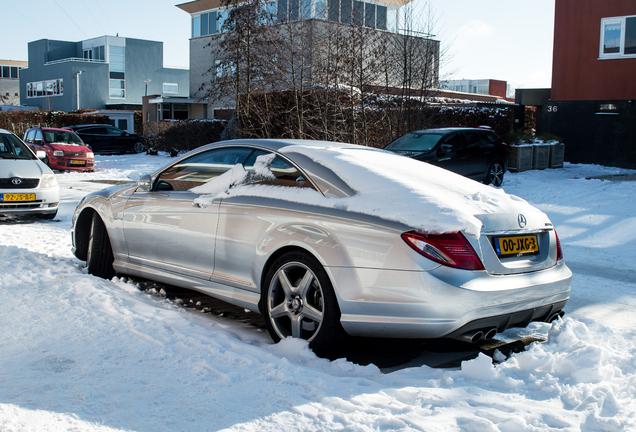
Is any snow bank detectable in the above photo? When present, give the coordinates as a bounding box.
[2,155,636,431]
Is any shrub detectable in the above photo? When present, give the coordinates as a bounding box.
[144,120,227,156]
[0,110,110,138]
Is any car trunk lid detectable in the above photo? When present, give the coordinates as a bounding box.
[472,212,558,275]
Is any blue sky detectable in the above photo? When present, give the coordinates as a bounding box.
[1,0,555,90]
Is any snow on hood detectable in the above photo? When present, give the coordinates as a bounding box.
[192,145,542,237]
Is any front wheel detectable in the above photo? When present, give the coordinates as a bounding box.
[86,213,116,279]
[486,161,505,187]
[263,251,347,356]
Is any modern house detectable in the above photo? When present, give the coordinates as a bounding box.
[19,36,189,116]
[541,0,636,168]
[169,0,440,120]
[0,60,27,106]
[441,79,511,100]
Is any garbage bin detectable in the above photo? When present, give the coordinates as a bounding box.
[549,142,564,168]
[509,144,534,172]
[533,144,550,170]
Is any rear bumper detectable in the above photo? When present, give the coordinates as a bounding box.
[329,260,572,339]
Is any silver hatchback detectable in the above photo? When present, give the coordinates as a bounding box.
[71,139,571,354]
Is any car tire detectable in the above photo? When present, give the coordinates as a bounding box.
[486,161,505,187]
[132,142,145,154]
[86,213,116,279]
[262,250,347,356]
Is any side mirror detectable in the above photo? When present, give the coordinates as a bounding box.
[136,174,152,192]
[36,150,46,159]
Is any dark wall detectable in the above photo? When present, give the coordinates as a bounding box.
[541,100,636,168]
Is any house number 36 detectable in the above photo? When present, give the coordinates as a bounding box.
[547,106,558,112]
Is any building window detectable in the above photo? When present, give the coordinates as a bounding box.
[0,66,21,79]
[193,10,229,37]
[600,16,636,58]
[110,79,125,98]
[215,60,236,81]
[26,79,63,98]
[596,101,619,114]
[109,45,125,98]
[163,83,179,94]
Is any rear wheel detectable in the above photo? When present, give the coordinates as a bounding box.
[263,251,347,356]
[486,161,505,187]
[132,142,145,154]
[86,213,116,279]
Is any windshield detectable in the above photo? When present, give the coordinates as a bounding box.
[385,132,445,152]
[0,133,37,160]
[43,130,84,145]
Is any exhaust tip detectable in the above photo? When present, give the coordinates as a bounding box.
[548,310,565,322]
[484,327,497,340]
[455,330,484,343]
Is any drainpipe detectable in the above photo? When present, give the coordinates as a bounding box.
[76,70,85,111]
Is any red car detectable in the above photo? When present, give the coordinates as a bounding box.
[23,126,94,172]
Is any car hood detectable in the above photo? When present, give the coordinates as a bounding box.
[0,158,51,178]
[48,143,91,153]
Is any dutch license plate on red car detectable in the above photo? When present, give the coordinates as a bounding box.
[1,193,36,202]
[70,160,86,165]
[493,235,539,257]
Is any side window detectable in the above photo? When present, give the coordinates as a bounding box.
[89,127,108,135]
[107,127,124,136]
[155,147,253,191]
[244,150,315,190]
[442,133,464,150]
[484,131,500,144]
[34,130,43,144]
[25,130,35,142]
[464,132,482,147]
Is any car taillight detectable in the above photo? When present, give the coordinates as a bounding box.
[401,231,485,270]
[503,141,509,153]
[555,230,563,261]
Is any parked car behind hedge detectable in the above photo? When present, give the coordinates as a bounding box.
[384,127,509,187]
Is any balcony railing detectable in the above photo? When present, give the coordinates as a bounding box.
[44,58,106,66]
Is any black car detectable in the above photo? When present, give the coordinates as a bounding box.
[64,124,145,154]
[384,127,508,187]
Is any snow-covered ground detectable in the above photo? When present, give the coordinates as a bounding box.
[1,154,635,432]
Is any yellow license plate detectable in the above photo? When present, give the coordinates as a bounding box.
[494,235,539,257]
[1,193,36,202]
[70,160,86,165]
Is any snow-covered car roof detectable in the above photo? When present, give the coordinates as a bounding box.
[191,139,542,237]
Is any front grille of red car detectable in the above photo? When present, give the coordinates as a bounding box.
[65,152,86,157]
[0,178,40,189]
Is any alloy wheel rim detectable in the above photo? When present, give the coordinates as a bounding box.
[490,163,504,187]
[267,262,324,342]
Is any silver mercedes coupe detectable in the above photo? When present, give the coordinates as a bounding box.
[71,139,572,354]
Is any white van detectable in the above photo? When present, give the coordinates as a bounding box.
[0,128,60,219]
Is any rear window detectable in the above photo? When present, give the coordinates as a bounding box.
[385,133,444,152]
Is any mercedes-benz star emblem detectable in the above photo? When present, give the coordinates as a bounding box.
[11,178,22,185]
[518,214,527,228]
